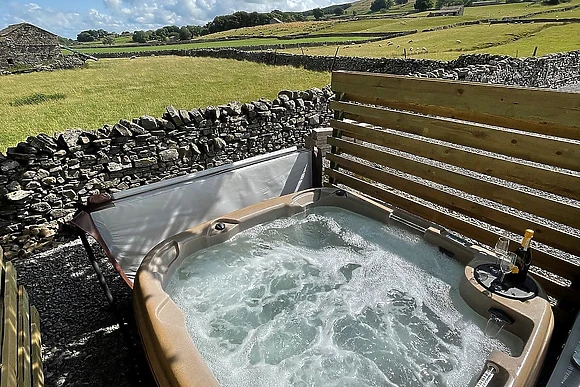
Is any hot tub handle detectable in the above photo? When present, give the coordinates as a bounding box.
[474,363,499,387]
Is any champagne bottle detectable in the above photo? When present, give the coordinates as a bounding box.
[511,229,534,283]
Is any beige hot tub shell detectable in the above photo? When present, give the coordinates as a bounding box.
[133,188,553,387]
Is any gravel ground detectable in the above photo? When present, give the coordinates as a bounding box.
[12,239,156,387]
[11,80,579,387]
[559,81,580,92]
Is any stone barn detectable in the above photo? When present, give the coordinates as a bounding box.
[0,23,61,69]
[428,5,465,17]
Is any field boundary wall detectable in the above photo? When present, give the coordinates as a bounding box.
[96,49,580,88]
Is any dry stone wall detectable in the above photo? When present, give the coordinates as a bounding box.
[0,55,86,76]
[0,86,333,259]
[97,49,580,88]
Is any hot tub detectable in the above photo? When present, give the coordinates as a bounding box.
[133,188,553,387]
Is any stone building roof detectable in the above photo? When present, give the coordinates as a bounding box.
[0,23,57,37]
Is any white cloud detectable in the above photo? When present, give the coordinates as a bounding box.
[0,2,83,37]
[1,0,345,38]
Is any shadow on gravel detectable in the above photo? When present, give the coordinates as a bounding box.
[13,239,156,387]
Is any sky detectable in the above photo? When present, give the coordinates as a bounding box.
[0,0,346,39]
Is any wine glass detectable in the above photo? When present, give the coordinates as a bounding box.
[492,236,510,275]
[495,252,517,291]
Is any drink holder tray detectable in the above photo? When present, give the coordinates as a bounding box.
[474,263,538,301]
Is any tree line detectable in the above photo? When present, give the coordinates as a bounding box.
[76,10,307,43]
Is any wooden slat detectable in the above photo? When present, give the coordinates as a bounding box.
[326,170,578,308]
[331,119,580,202]
[328,136,580,230]
[18,285,32,387]
[328,153,580,276]
[1,262,18,387]
[331,100,580,173]
[331,71,580,140]
[533,275,580,307]
[30,306,43,387]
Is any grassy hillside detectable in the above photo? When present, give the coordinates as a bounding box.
[312,16,476,33]
[281,22,579,60]
[200,21,335,38]
[346,0,417,15]
[0,57,330,151]
[70,0,579,56]
[470,22,580,56]
[528,4,580,17]
[205,0,579,37]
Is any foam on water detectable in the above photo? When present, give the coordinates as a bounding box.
[166,207,523,387]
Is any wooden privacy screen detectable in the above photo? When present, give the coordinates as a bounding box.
[0,246,43,387]
[328,71,580,324]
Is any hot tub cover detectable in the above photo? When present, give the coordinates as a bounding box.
[72,147,317,285]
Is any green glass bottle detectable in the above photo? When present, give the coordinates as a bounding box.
[511,229,534,283]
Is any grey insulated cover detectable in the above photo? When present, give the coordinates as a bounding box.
[90,147,313,284]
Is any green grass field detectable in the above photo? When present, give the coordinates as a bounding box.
[346,0,417,15]
[76,35,135,46]
[528,4,580,17]
[313,16,477,34]
[0,57,330,151]
[470,22,580,57]
[201,21,335,38]
[76,35,375,54]
[282,22,579,60]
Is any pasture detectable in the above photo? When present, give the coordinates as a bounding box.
[200,21,335,38]
[344,0,415,14]
[0,57,330,151]
[311,15,474,34]
[76,36,373,54]
[412,0,579,18]
[282,22,579,60]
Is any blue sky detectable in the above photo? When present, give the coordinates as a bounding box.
[0,0,345,38]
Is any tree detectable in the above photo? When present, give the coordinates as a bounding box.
[58,36,74,46]
[132,30,148,43]
[76,31,95,42]
[178,26,192,40]
[371,0,388,11]
[414,0,433,10]
[102,36,115,45]
[187,25,203,37]
[313,8,324,20]
[333,6,345,15]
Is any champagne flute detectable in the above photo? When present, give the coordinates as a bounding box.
[493,236,510,275]
[497,252,517,288]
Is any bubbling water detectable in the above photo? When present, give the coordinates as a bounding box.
[166,207,522,387]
